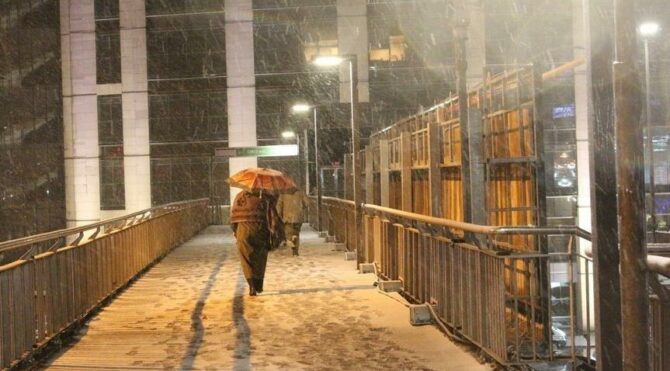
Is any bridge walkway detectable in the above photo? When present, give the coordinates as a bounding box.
[41,226,487,371]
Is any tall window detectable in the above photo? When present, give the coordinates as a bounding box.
[146,1,228,205]
[95,0,121,84]
[98,95,125,209]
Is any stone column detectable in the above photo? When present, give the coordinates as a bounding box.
[61,0,100,227]
[336,0,369,103]
[225,0,257,202]
[120,0,151,212]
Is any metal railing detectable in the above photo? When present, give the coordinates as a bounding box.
[650,289,670,371]
[307,196,356,251]
[0,199,210,370]
[582,247,670,370]
[311,197,670,369]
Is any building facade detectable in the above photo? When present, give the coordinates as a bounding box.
[9,0,668,243]
[0,0,64,240]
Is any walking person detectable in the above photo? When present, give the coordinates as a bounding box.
[276,189,308,256]
[230,190,283,296]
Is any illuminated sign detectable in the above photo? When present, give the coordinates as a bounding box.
[552,104,575,119]
[215,145,298,158]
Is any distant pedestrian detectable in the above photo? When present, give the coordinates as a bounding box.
[230,190,284,296]
[276,189,308,256]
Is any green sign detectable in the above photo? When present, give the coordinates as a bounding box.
[215,144,298,158]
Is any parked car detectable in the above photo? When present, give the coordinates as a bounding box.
[552,326,568,349]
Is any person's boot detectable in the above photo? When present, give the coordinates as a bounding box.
[254,278,264,293]
[247,279,257,296]
[291,236,299,256]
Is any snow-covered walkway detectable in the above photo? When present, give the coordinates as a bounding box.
[43,225,488,371]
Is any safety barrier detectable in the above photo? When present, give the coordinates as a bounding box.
[651,293,670,370]
[307,196,357,252]
[361,204,564,365]
[0,199,209,370]
[310,197,670,368]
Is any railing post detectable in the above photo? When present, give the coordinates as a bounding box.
[427,122,442,218]
[380,139,390,207]
[660,298,670,371]
[400,132,412,212]
[344,154,353,201]
[365,145,374,205]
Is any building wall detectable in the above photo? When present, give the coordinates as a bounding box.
[0,0,65,241]
[2,0,594,241]
[146,1,230,206]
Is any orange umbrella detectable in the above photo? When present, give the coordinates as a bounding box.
[227,167,298,195]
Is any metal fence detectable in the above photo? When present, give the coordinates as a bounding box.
[361,205,565,365]
[650,292,670,370]
[0,199,209,369]
[311,197,670,369]
[308,196,356,251]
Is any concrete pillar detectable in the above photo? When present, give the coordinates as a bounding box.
[379,139,390,207]
[573,0,595,332]
[120,0,150,212]
[585,0,623,367]
[466,109,486,225]
[336,0,369,103]
[225,0,257,201]
[574,2,592,245]
[61,0,101,227]
[465,0,485,89]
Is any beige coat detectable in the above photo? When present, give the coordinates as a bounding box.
[276,190,308,224]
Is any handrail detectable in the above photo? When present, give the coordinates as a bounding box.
[583,245,670,278]
[363,202,670,278]
[323,200,670,277]
[363,202,670,277]
[320,195,356,206]
[0,198,210,370]
[363,203,497,234]
[494,226,592,241]
[363,203,593,239]
[0,198,209,253]
[648,255,670,278]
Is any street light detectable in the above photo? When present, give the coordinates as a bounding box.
[281,130,296,139]
[312,54,362,257]
[639,22,660,37]
[291,103,311,114]
[640,21,660,241]
[291,103,322,231]
[313,55,345,67]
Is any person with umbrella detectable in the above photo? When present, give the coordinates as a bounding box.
[228,168,295,296]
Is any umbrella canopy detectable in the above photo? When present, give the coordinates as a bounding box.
[228,167,298,195]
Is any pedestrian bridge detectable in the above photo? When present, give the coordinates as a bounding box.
[0,199,668,370]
